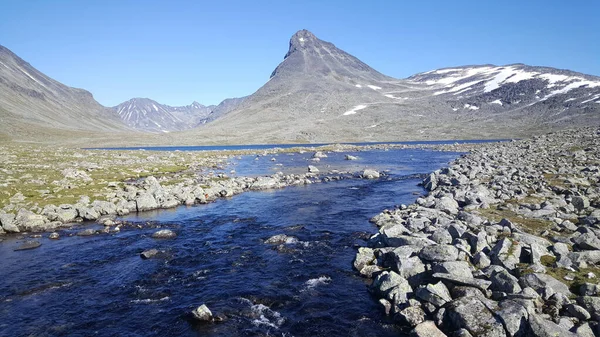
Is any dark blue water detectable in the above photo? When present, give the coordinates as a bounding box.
[0,149,461,337]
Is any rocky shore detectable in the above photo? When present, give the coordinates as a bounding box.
[355,127,600,336]
[1,142,454,236]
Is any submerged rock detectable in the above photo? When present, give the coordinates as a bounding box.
[140,248,159,259]
[192,304,213,321]
[152,229,177,239]
[14,240,41,251]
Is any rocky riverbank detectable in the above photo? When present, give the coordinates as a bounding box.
[1,142,469,236]
[355,126,600,336]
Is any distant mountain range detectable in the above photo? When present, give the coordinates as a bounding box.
[1,30,599,144]
[113,98,214,132]
[111,96,247,132]
[0,45,130,142]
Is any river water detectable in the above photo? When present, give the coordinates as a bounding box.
[0,148,461,337]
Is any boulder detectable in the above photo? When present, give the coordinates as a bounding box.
[519,273,571,299]
[490,238,522,270]
[419,244,459,262]
[445,296,506,337]
[495,299,529,337]
[264,234,297,244]
[415,281,452,307]
[396,306,426,327]
[135,193,159,212]
[307,165,319,173]
[576,296,600,317]
[432,273,492,293]
[353,247,375,273]
[565,303,591,320]
[572,232,600,251]
[434,197,459,215]
[14,208,48,232]
[362,169,380,179]
[0,213,18,233]
[152,229,177,239]
[76,228,96,236]
[345,155,358,160]
[140,249,159,259]
[527,313,578,337]
[409,320,447,337]
[371,271,413,305]
[571,196,590,211]
[14,240,42,251]
[432,261,473,279]
[489,268,522,294]
[192,304,213,321]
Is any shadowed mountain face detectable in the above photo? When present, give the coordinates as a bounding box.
[0,45,130,142]
[113,98,215,132]
[187,30,600,144]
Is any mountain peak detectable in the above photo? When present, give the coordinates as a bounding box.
[285,29,319,59]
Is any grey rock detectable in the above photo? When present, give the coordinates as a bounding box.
[384,235,436,249]
[579,283,600,296]
[14,240,41,251]
[14,208,48,232]
[76,228,96,236]
[432,273,492,293]
[396,306,426,327]
[527,313,578,337]
[574,323,596,337]
[472,251,492,268]
[152,229,177,239]
[519,273,572,299]
[415,281,452,307]
[490,237,522,270]
[496,299,529,337]
[48,232,59,239]
[572,232,600,250]
[307,165,319,173]
[576,296,600,316]
[0,213,18,233]
[419,244,459,262]
[192,304,213,321]
[393,256,427,285]
[344,154,358,160]
[135,193,159,212]
[490,268,522,294]
[565,303,591,320]
[571,196,590,211]
[354,247,375,274]
[430,229,453,244]
[264,234,297,244]
[432,261,473,279]
[445,296,505,337]
[423,173,438,191]
[371,271,413,305]
[435,196,459,215]
[362,169,380,179]
[409,321,447,337]
[140,248,159,259]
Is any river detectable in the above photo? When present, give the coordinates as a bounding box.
[0,148,462,336]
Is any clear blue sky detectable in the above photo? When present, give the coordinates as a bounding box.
[1,0,598,107]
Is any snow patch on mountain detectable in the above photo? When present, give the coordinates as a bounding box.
[343,104,367,115]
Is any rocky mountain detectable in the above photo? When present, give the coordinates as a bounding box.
[0,44,130,143]
[186,30,600,144]
[202,96,246,124]
[113,98,215,132]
